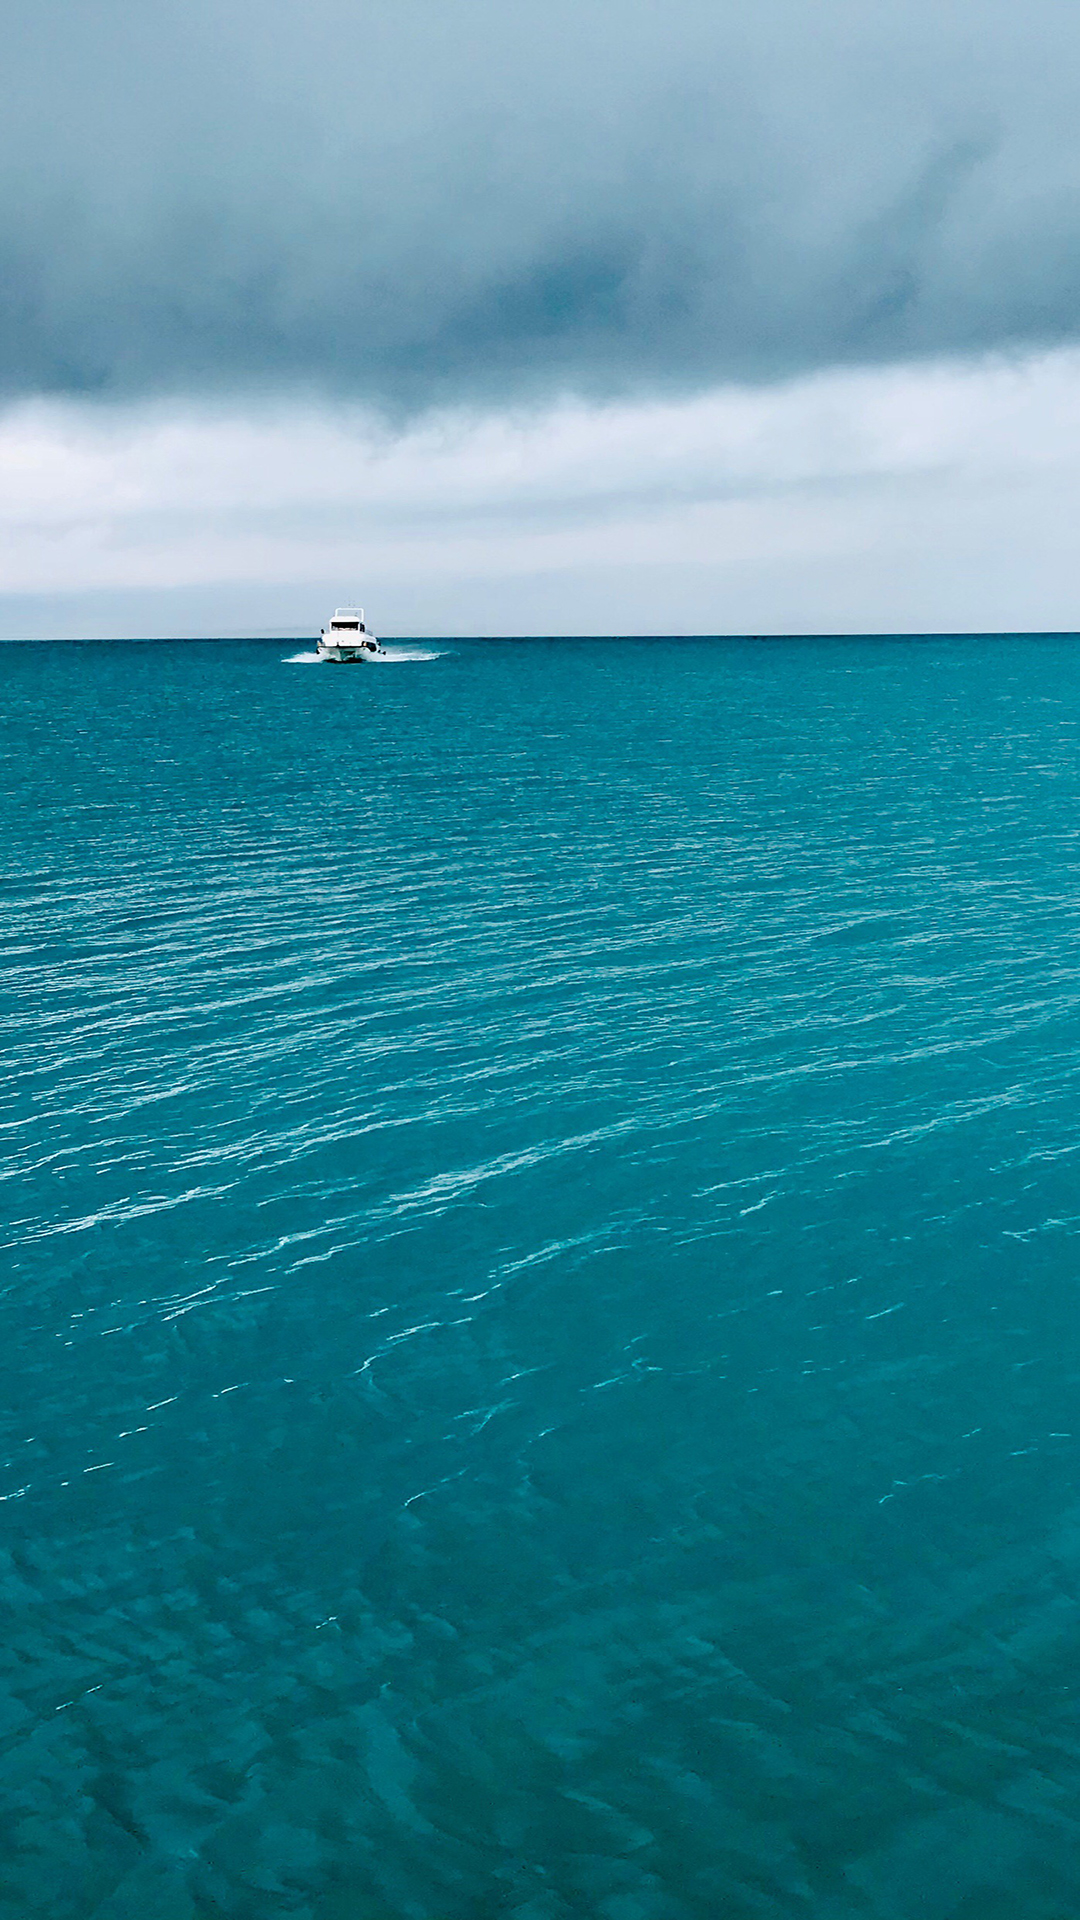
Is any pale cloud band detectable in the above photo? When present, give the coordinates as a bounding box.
[3,348,1080,638]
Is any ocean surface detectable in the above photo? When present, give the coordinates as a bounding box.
[5,632,1080,1920]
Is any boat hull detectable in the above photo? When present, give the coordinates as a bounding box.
[317,640,385,663]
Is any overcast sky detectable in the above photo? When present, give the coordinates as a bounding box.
[6,0,1080,635]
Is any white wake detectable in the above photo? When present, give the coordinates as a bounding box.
[284,648,445,664]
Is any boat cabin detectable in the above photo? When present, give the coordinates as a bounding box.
[329,607,365,632]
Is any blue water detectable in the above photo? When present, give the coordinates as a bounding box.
[5,634,1080,1920]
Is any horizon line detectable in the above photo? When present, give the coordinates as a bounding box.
[4,630,1080,646]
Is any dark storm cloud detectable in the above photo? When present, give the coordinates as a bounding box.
[5,0,1080,408]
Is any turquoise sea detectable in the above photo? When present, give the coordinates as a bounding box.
[6,633,1080,1920]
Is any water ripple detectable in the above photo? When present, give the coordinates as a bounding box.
[5,635,1080,1917]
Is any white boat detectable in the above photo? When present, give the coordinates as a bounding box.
[317,608,386,663]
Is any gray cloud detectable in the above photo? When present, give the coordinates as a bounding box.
[4,0,1080,408]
